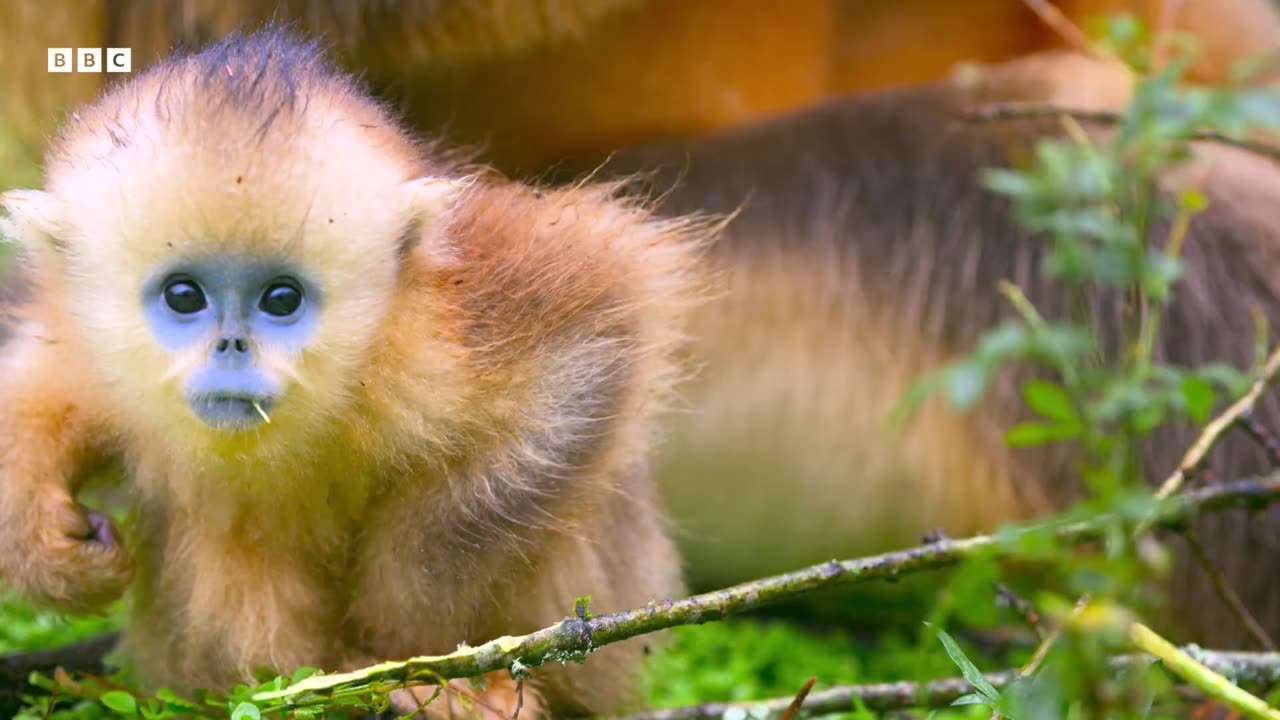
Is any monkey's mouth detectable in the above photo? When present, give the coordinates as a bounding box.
[188,393,277,431]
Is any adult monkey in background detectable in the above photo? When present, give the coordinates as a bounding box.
[0,0,1278,177]
[604,50,1280,647]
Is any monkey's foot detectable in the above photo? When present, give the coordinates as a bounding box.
[389,670,542,719]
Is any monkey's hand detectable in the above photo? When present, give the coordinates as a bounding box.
[0,480,133,613]
[0,308,134,612]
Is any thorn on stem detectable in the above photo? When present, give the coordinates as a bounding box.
[778,676,817,720]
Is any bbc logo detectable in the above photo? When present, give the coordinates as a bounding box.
[48,48,132,73]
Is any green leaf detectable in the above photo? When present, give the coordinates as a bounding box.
[982,169,1037,199]
[1140,251,1184,301]
[1005,422,1079,447]
[948,556,999,627]
[230,702,261,720]
[101,691,139,715]
[935,627,1000,702]
[886,371,946,428]
[1130,403,1167,434]
[1197,362,1251,397]
[974,322,1029,361]
[950,692,991,707]
[1023,380,1077,423]
[1180,375,1215,425]
[154,688,202,711]
[1236,88,1280,128]
[945,363,989,411]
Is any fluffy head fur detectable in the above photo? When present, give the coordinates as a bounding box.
[11,32,434,461]
[0,27,711,714]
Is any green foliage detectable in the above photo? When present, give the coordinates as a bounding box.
[0,594,120,654]
[575,594,593,620]
[642,621,864,707]
[894,15,1280,720]
[936,627,1005,713]
[642,619,1002,718]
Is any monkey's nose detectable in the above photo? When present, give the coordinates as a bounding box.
[215,336,250,354]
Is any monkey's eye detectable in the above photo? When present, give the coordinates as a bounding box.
[259,282,304,318]
[163,280,208,315]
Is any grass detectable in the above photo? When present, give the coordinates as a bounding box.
[642,618,1006,714]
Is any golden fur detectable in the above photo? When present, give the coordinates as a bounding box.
[1,0,1276,175]
[600,51,1280,645]
[0,29,712,716]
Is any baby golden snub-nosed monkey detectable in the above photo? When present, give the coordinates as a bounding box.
[0,28,712,718]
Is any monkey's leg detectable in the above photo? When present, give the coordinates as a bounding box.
[347,469,680,717]
[0,319,131,612]
[120,505,355,692]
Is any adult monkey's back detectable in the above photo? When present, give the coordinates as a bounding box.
[1,0,1278,177]
[614,52,1280,646]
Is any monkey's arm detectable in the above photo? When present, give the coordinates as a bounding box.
[0,304,132,613]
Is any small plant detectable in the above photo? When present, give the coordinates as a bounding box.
[893,15,1280,719]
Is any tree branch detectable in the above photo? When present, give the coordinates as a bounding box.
[0,633,119,718]
[254,474,1280,708]
[606,647,1280,720]
[965,103,1280,163]
[1184,529,1277,651]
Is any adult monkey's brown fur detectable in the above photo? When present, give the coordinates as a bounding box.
[1,0,1277,177]
[0,29,711,717]
[604,52,1280,647]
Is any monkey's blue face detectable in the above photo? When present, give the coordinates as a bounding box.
[141,258,321,431]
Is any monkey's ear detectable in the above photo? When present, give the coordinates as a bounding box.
[400,177,470,265]
[1,190,67,255]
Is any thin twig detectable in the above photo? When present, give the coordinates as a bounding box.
[1238,416,1280,468]
[1183,529,1277,651]
[254,475,1280,708]
[1154,344,1280,502]
[993,582,1048,640]
[1151,0,1186,72]
[1019,594,1090,679]
[965,103,1280,163]
[1019,0,1110,61]
[607,648,1280,719]
[1129,622,1280,720]
[0,633,120,718]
